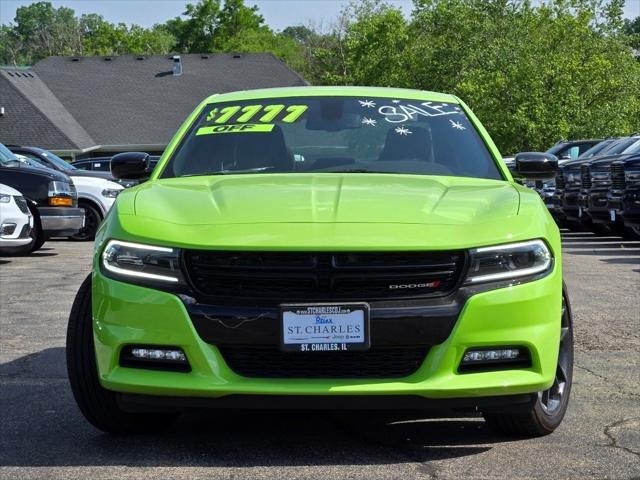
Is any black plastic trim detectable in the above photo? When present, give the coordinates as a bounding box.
[117,392,538,413]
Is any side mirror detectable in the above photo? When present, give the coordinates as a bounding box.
[111,152,150,180]
[514,152,558,180]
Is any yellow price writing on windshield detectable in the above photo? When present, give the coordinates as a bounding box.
[204,104,308,125]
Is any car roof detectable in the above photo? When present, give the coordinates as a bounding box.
[204,86,460,105]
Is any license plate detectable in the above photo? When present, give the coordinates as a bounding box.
[578,207,583,218]
[610,209,616,222]
[280,303,370,352]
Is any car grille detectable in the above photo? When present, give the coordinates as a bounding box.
[13,196,30,215]
[555,170,565,190]
[218,345,429,378]
[581,165,592,190]
[183,250,466,304]
[611,163,626,191]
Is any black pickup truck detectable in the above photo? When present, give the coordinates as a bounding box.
[608,154,640,239]
[0,143,84,254]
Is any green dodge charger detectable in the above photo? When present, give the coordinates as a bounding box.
[67,86,573,436]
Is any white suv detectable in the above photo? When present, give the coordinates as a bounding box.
[0,183,33,250]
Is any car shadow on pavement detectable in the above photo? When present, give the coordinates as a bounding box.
[0,348,515,468]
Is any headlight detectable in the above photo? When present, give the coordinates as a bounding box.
[101,188,121,198]
[625,169,640,183]
[0,193,10,203]
[101,240,185,286]
[566,173,579,184]
[464,240,553,284]
[48,180,75,206]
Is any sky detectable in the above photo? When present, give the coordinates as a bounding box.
[0,0,638,30]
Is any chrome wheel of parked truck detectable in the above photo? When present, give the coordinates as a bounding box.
[67,87,571,436]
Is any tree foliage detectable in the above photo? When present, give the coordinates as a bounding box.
[300,0,640,152]
[1,0,639,153]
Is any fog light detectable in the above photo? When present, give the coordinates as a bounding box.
[120,345,190,372]
[459,347,530,373]
[131,347,186,362]
[463,349,521,362]
[1,223,17,236]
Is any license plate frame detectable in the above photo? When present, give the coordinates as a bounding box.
[280,303,370,353]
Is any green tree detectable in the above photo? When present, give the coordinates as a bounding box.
[623,16,640,51]
[164,0,222,52]
[307,0,640,153]
[164,0,267,52]
[9,1,83,62]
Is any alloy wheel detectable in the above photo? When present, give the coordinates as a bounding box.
[539,296,572,415]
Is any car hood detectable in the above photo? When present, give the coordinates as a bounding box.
[132,174,519,226]
[102,174,561,251]
[68,170,114,180]
[4,163,71,182]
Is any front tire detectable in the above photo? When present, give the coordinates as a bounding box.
[483,290,573,437]
[70,202,101,241]
[66,274,178,433]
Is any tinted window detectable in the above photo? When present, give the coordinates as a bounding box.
[579,140,614,159]
[92,161,110,171]
[73,162,91,170]
[161,96,502,180]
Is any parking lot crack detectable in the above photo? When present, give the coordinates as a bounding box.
[575,363,640,399]
[602,418,640,458]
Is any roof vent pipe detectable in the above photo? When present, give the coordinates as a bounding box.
[172,55,183,76]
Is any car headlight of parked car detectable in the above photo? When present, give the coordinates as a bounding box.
[0,193,10,203]
[464,240,553,284]
[625,169,640,185]
[101,188,121,198]
[48,180,75,206]
[101,240,185,287]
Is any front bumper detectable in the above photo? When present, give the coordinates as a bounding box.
[92,263,562,401]
[614,190,640,227]
[561,190,582,221]
[586,190,612,224]
[38,207,85,238]
[0,207,32,248]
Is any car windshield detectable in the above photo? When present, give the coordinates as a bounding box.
[160,96,502,180]
[34,148,76,170]
[13,153,50,171]
[600,137,638,156]
[621,139,640,154]
[0,143,21,166]
[578,140,614,159]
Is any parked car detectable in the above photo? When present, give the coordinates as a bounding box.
[504,138,603,172]
[608,154,640,239]
[67,87,572,438]
[71,156,160,186]
[555,136,640,230]
[546,138,604,162]
[0,143,84,253]
[12,152,123,240]
[7,146,112,180]
[578,141,640,236]
[0,183,33,252]
[66,175,123,241]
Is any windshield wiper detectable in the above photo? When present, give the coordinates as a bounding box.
[321,168,389,174]
[182,166,276,177]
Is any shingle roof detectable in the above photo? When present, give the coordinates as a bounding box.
[31,53,307,147]
[0,69,95,151]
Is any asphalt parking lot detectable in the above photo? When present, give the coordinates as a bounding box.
[1,231,639,480]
